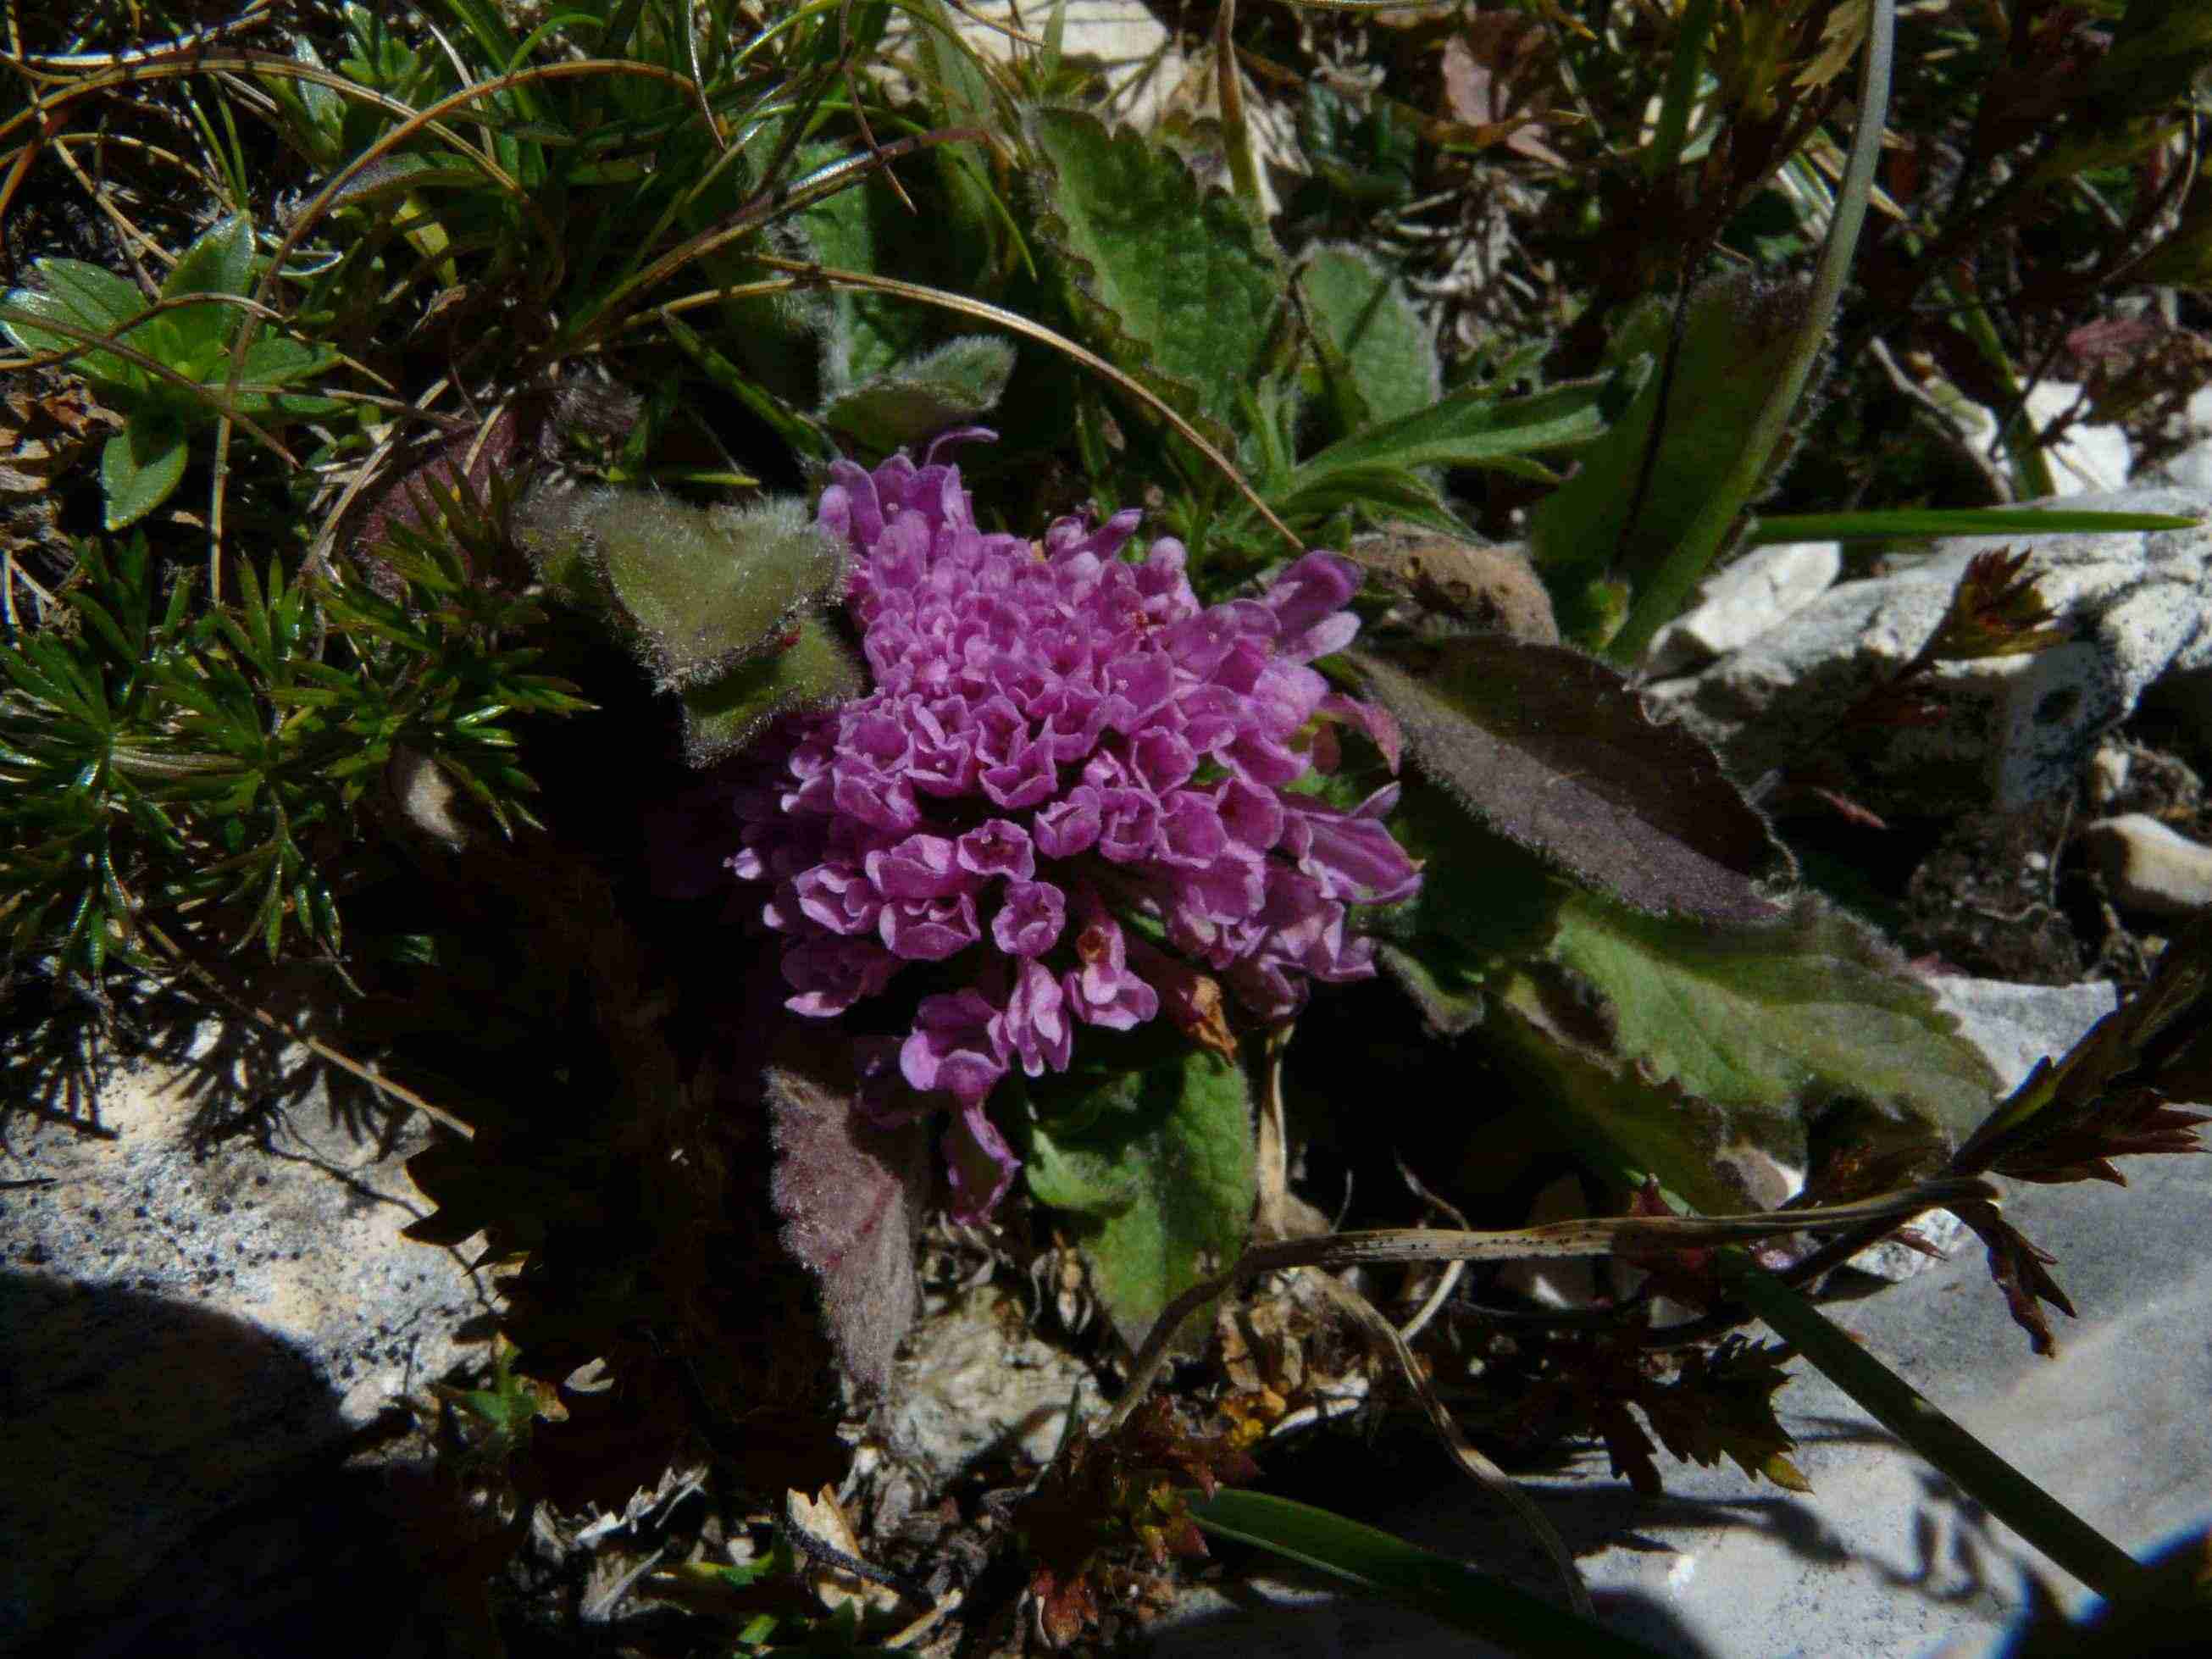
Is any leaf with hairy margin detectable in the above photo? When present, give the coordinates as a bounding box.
[766,1044,932,1395]
[820,335,1016,452]
[1349,635,1792,926]
[1487,966,1766,1214]
[514,488,848,695]
[1546,892,2000,1146]
[679,613,863,767]
[1026,107,1280,447]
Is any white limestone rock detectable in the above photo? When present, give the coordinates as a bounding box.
[1644,487,2212,813]
[1644,540,1843,675]
[1973,381,2132,497]
[2082,813,2212,915]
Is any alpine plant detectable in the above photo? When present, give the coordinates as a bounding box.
[718,438,1418,1218]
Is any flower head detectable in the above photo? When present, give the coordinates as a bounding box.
[723,438,1416,1218]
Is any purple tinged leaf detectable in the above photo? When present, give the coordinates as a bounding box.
[767,1045,931,1395]
[1350,635,1792,925]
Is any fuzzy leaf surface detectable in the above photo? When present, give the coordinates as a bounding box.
[766,1046,932,1395]
[1026,107,1280,438]
[1350,635,1790,925]
[1025,1049,1256,1352]
[517,488,846,693]
[678,613,863,767]
[1545,892,2000,1144]
[820,335,1017,452]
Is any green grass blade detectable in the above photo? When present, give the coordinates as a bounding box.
[1746,507,2202,545]
[1187,1488,1666,1659]
[1722,1255,2149,1601]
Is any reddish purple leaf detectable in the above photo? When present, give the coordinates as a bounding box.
[766,1041,931,1395]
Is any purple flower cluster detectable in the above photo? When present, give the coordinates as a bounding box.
[725,440,1418,1218]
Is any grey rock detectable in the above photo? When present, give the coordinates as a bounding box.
[1644,541,1843,676]
[0,1040,491,1648]
[1926,975,2121,1096]
[1644,488,2212,812]
[884,1286,1105,1487]
[2081,813,2212,915]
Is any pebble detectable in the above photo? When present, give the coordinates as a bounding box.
[2082,813,2212,915]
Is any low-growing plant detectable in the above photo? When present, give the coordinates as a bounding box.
[6,0,2210,1650]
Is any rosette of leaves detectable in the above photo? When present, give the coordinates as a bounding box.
[1,216,338,529]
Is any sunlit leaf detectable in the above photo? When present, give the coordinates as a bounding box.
[1026,106,1281,440]
[101,418,190,530]
[677,613,864,767]
[1024,1048,1256,1351]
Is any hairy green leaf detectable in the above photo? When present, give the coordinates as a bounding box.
[1025,1049,1256,1351]
[1025,106,1280,441]
[677,613,864,767]
[1350,635,1791,925]
[515,488,846,692]
[1544,892,1999,1154]
[819,334,1017,452]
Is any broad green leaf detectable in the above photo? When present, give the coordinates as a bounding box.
[101,418,190,530]
[2,288,146,390]
[1024,1048,1256,1351]
[1299,244,1439,429]
[1188,1490,1668,1659]
[1025,106,1281,438]
[1544,891,1999,1146]
[160,214,253,304]
[1268,378,1603,522]
[820,335,1017,452]
[238,332,337,384]
[1529,272,1814,641]
[677,613,864,767]
[1350,635,1791,926]
[515,488,847,692]
[23,257,141,328]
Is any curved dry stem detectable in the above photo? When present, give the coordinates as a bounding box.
[1110,1174,2000,1434]
[1300,1262,1593,1618]
[0,0,278,76]
[753,255,1306,551]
